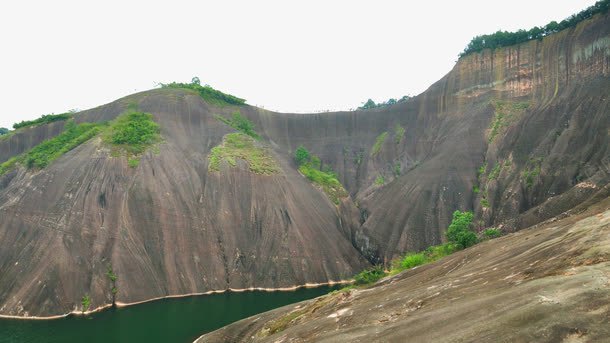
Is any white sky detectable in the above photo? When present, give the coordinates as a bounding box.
[0,0,597,129]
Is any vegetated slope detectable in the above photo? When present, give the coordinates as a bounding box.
[0,12,608,317]
[196,196,610,343]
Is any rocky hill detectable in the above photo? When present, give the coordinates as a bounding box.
[0,11,608,317]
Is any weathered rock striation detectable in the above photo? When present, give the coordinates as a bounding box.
[0,12,609,317]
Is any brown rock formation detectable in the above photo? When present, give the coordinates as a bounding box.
[0,12,608,317]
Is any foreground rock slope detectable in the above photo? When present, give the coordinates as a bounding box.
[196,197,610,343]
[0,12,608,316]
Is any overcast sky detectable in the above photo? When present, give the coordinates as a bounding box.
[0,0,597,129]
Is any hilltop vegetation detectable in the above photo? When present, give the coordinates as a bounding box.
[460,0,609,57]
[103,111,162,168]
[358,95,411,110]
[12,113,72,130]
[0,121,104,175]
[0,110,161,174]
[160,77,246,106]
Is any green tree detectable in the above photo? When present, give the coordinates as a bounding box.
[446,210,477,249]
[294,146,310,166]
[359,99,377,110]
[191,76,201,85]
[0,127,9,135]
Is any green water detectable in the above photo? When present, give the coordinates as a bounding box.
[0,286,339,343]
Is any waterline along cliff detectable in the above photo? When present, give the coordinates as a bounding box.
[0,10,609,321]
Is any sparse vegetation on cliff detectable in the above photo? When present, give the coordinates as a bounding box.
[488,100,529,143]
[209,133,277,175]
[394,125,405,144]
[371,132,388,156]
[104,111,161,168]
[81,295,91,312]
[0,120,104,175]
[375,175,385,185]
[160,77,246,106]
[12,113,73,130]
[460,0,610,57]
[215,112,259,139]
[294,146,348,204]
[348,210,477,286]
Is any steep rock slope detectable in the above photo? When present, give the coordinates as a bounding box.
[196,197,610,343]
[0,92,369,317]
[0,13,608,317]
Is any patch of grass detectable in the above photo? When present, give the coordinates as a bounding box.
[400,252,426,269]
[81,295,91,312]
[371,132,388,156]
[394,125,405,144]
[354,265,386,285]
[160,80,245,106]
[488,163,501,180]
[488,100,529,143]
[393,162,401,176]
[0,121,104,175]
[375,175,385,185]
[299,163,348,204]
[215,112,259,139]
[13,113,72,130]
[522,157,543,188]
[478,163,488,179]
[128,157,140,168]
[481,228,502,239]
[209,133,278,175]
[294,146,348,204]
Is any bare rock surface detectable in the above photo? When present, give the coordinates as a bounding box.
[196,199,610,343]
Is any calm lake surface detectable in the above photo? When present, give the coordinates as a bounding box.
[0,286,339,343]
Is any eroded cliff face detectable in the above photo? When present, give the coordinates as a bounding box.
[0,13,608,317]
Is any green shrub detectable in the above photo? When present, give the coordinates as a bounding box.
[482,228,502,239]
[294,146,310,166]
[13,113,72,130]
[106,111,160,155]
[394,125,405,144]
[160,79,246,106]
[393,162,401,176]
[299,162,347,204]
[128,157,140,168]
[354,265,385,285]
[481,198,490,208]
[446,210,477,249]
[375,175,385,185]
[81,295,91,312]
[371,132,388,156]
[0,128,9,135]
[215,112,259,139]
[488,163,501,180]
[400,253,426,269]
